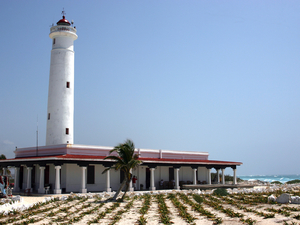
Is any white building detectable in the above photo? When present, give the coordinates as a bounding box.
[0,13,242,194]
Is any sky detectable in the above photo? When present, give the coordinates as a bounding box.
[0,1,299,176]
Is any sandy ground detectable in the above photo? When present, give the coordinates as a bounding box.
[0,194,63,212]
[1,184,300,225]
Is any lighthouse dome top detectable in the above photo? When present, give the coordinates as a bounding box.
[57,16,71,26]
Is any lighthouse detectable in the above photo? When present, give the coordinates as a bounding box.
[46,12,78,146]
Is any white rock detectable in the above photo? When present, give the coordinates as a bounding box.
[60,196,68,201]
[268,194,277,203]
[291,196,300,204]
[277,193,290,204]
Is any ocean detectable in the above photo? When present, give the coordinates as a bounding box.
[238,174,300,183]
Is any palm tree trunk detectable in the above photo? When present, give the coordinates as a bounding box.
[112,177,127,201]
[122,174,133,200]
[122,181,130,200]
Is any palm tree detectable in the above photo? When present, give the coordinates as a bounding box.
[102,139,142,201]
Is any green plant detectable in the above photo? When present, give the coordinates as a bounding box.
[263,213,275,219]
[203,195,244,218]
[168,193,196,224]
[192,194,203,204]
[156,194,173,225]
[240,218,257,225]
[137,215,147,225]
[139,194,151,214]
[183,194,222,224]
[213,217,223,224]
[109,198,135,225]
[213,188,229,196]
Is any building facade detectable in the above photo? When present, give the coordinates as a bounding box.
[2,144,241,194]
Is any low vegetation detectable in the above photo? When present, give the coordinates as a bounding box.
[213,188,229,196]
[287,180,300,184]
[1,189,300,224]
[271,181,282,185]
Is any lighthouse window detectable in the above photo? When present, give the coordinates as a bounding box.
[48,113,50,120]
[66,82,70,88]
[53,38,55,45]
[66,128,69,135]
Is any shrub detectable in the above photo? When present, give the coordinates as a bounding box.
[271,181,282,185]
[213,188,229,196]
[211,173,243,182]
[286,179,300,184]
[193,194,203,204]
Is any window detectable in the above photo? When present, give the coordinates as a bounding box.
[66,128,69,135]
[87,165,95,184]
[48,113,50,120]
[53,38,55,45]
[66,82,70,88]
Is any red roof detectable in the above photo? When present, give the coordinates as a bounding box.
[2,154,242,166]
[57,16,71,25]
[139,157,242,165]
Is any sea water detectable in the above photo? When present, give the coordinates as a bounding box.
[238,174,300,183]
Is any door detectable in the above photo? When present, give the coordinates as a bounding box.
[45,165,49,185]
[169,167,174,181]
[146,168,150,189]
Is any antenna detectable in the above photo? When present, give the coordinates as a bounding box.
[36,115,38,156]
[62,8,66,17]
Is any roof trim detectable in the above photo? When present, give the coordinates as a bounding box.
[0,154,242,166]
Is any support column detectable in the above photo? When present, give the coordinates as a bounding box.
[207,168,211,185]
[13,167,20,192]
[26,167,32,191]
[80,166,87,193]
[106,168,111,192]
[174,168,180,190]
[54,165,62,194]
[38,166,45,194]
[193,168,197,185]
[217,169,220,184]
[149,168,156,191]
[3,167,7,176]
[221,168,225,185]
[129,169,134,191]
[233,167,237,185]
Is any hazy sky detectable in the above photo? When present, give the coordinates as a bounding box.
[1,1,299,176]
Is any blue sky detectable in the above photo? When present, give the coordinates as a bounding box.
[0,1,299,176]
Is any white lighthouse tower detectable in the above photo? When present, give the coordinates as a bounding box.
[46,12,78,146]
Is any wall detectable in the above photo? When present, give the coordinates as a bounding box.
[65,164,81,192]
[179,166,193,182]
[198,167,208,183]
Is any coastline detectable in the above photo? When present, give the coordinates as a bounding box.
[238,174,300,183]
